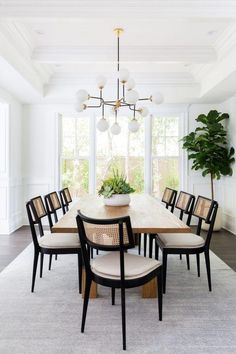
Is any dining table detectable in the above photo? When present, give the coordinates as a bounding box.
[52,193,191,298]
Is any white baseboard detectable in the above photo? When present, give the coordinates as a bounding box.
[222,212,236,235]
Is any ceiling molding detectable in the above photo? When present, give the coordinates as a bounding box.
[0,23,54,91]
[214,24,236,59]
[33,45,217,64]
[1,1,236,18]
[49,71,198,88]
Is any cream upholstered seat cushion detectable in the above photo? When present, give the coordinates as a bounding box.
[38,233,80,249]
[91,252,161,280]
[157,233,205,249]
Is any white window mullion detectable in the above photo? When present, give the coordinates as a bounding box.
[89,113,96,194]
[144,114,152,194]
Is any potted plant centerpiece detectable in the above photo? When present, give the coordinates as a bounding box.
[98,170,135,206]
[182,110,235,230]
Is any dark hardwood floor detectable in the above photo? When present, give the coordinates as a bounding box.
[0,226,235,272]
[0,226,32,272]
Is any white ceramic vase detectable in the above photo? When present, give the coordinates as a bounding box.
[104,194,131,207]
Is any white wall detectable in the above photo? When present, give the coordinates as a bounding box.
[218,96,236,234]
[22,104,73,223]
[0,87,23,234]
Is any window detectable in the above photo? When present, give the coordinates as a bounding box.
[152,116,180,198]
[96,116,144,193]
[60,116,89,197]
[60,113,183,198]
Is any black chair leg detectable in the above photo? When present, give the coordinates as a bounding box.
[149,235,153,258]
[162,250,168,294]
[155,242,159,260]
[55,254,58,260]
[48,254,52,271]
[112,287,115,305]
[121,287,126,350]
[138,234,141,255]
[81,276,92,333]
[204,250,212,291]
[196,253,200,277]
[91,248,94,259]
[144,233,147,257]
[40,253,44,278]
[157,272,163,321]
[179,254,182,260]
[186,254,190,270]
[31,250,39,293]
[96,249,99,255]
[78,252,83,294]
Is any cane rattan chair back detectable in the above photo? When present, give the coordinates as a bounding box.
[44,191,62,228]
[76,211,135,274]
[162,187,177,213]
[175,191,195,226]
[193,196,218,246]
[26,196,48,250]
[59,187,72,214]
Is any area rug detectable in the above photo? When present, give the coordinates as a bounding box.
[0,244,236,354]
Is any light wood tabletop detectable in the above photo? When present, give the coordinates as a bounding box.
[52,194,191,234]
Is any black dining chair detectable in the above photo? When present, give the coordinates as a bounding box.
[59,187,72,214]
[155,191,195,268]
[155,196,218,293]
[26,196,82,293]
[76,211,163,351]
[139,187,178,258]
[44,191,66,268]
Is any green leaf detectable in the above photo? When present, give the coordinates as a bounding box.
[98,169,135,198]
[181,109,235,198]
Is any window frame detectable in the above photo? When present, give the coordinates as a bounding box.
[57,107,188,197]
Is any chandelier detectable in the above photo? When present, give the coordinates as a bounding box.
[74,28,164,134]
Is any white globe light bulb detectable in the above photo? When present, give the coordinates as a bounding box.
[119,68,130,83]
[97,118,109,132]
[96,75,107,89]
[151,92,164,105]
[126,90,139,105]
[74,102,85,112]
[139,106,149,117]
[126,78,135,91]
[128,119,140,133]
[76,89,89,102]
[110,122,121,135]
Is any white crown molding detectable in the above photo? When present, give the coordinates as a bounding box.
[1,1,236,18]
[33,45,217,64]
[0,22,55,99]
[214,24,236,59]
[0,22,54,84]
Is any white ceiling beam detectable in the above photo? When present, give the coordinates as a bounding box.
[1,1,236,18]
[49,71,197,87]
[0,23,54,100]
[33,45,217,64]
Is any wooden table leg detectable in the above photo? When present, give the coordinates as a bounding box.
[82,268,97,299]
[142,277,157,298]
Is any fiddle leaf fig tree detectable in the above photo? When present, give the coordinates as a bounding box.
[182,110,235,200]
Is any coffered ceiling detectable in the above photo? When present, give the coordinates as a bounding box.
[1,0,236,103]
